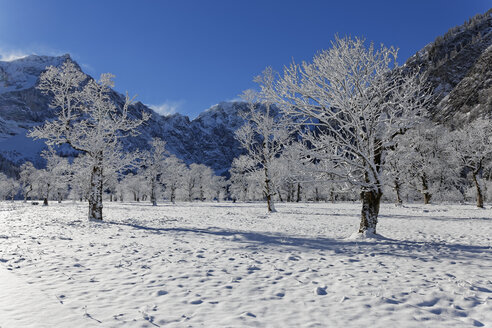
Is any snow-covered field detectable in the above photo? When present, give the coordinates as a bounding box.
[0,201,491,327]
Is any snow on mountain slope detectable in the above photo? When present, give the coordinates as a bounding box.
[0,55,70,94]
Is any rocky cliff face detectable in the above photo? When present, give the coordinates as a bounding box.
[404,9,492,124]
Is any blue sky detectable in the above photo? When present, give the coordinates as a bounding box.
[0,1,490,118]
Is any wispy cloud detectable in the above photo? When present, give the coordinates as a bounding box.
[0,45,72,62]
[0,49,29,61]
[225,96,244,103]
[147,100,185,116]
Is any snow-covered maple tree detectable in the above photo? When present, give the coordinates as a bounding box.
[29,61,149,220]
[448,118,492,208]
[140,138,169,206]
[235,86,295,213]
[258,36,431,234]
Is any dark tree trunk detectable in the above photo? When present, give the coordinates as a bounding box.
[423,192,432,205]
[88,155,103,221]
[394,180,403,204]
[359,140,384,234]
[263,165,276,213]
[472,172,484,208]
[359,189,382,234]
[421,175,431,204]
[43,184,50,206]
[170,186,176,204]
[296,183,301,202]
[150,178,157,206]
[24,185,32,203]
[277,188,284,202]
[330,189,335,203]
[199,186,205,201]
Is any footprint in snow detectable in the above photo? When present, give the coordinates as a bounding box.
[315,286,327,295]
[287,255,300,261]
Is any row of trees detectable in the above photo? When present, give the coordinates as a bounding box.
[4,141,226,205]
[229,117,492,207]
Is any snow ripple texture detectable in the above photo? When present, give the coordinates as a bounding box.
[0,201,491,327]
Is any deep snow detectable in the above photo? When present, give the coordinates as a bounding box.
[0,201,491,327]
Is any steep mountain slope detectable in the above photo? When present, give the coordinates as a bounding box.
[404,8,492,123]
[0,55,246,176]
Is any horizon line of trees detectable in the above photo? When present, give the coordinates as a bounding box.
[2,114,491,209]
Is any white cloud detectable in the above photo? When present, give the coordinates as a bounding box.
[225,96,244,103]
[0,45,72,62]
[0,49,29,61]
[147,100,185,116]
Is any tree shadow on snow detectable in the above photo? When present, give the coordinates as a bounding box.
[101,220,492,263]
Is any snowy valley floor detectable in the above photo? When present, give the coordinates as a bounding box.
[0,201,491,327]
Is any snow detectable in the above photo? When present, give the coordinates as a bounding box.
[1,201,491,327]
[0,55,69,94]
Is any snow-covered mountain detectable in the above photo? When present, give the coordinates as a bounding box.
[0,54,247,176]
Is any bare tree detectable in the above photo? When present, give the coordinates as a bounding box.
[396,123,460,204]
[0,173,19,201]
[449,118,492,208]
[29,61,149,220]
[259,36,431,234]
[19,161,37,202]
[161,155,187,203]
[235,87,295,213]
[37,148,70,206]
[141,138,169,206]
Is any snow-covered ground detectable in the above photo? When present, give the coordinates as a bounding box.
[0,201,491,327]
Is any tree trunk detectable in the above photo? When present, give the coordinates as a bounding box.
[264,165,276,213]
[170,186,176,204]
[472,172,484,208]
[24,185,32,203]
[88,156,103,221]
[151,178,157,206]
[296,183,301,202]
[358,189,382,234]
[421,175,431,204]
[43,184,50,206]
[277,188,284,202]
[394,180,403,204]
